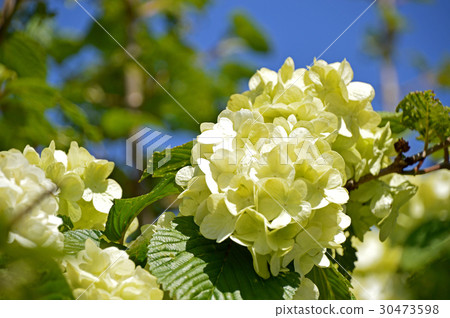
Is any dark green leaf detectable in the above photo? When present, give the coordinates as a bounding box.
[126,232,154,267]
[140,141,193,182]
[333,231,358,281]
[63,229,102,255]
[0,246,73,300]
[3,78,58,111]
[147,216,300,300]
[105,174,180,242]
[401,219,450,271]
[306,266,354,300]
[48,36,83,64]
[58,215,73,232]
[405,257,450,300]
[101,108,158,139]
[437,57,450,88]
[231,12,270,53]
[0,32,47,79]
[59,99,102,142]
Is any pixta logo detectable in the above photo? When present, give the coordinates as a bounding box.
[126,128,172,173]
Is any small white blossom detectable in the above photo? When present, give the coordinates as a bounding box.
[0,149,63,250]
[63,239,163,300]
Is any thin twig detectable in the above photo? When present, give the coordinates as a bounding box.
[0,0,22,43]
[346,136,450,191]
[401,162,450,175]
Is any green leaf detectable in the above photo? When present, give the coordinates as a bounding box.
[346,202,378,241]
[59,99,102,142]
[63,229,102,255]
[127,212,176,267]
[396,91,450,143]
[101,108,158,139]
[3,78,59,111]
[231,12,270,53]
[378,180,417,241]
[140,141,193,182]
[104,174,180,242]
[48,36,83,64]
[126,230,154,267]
[401,219,450,271]
[378,111,407,134]
[437,57,450,88]
[147,216,300,300]
[0,32,47,79]
[333,231,358,281]
[0,246,73,300]
[306,266,354,300]
[58,214,73,232]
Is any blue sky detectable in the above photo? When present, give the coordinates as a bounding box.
[50,0,450,106]
[44,0,450,164]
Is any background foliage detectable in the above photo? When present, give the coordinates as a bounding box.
[0,0,449,300]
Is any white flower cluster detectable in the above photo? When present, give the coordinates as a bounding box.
[63,239,163,300]
[1,142,154,300]
[176,58,393,279]
[24,141,122,230]
[0,149,63,250]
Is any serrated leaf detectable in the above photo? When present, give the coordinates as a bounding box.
[0,32,47,79]
[63,229,102,255]
[306,266,354,300]
[140,141,193,182]
[105,174,180,242]
[147,216,300,300]
[396,91,450,143]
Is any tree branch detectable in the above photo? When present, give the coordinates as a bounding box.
[345,136,450,191]
[0,0,22,43]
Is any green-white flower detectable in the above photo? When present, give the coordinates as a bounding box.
[176,57,395,284]
[0,149,63,250]
[63,239,163,300]
[23,141,122,230]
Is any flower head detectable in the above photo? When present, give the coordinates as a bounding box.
[23,141,122,230]
[63,239,163,300]
[176,58,394,281]
[0,149,63,250]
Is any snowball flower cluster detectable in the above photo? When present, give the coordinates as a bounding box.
[63,239,163,300]
[24,141,122,230]
[0,149,63,250]
[176,58,394,279]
